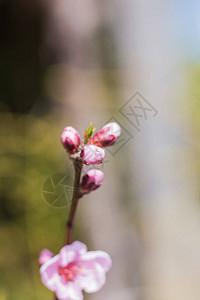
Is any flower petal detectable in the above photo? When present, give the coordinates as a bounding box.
[78,251,112,293]
[55,281,83,300]
[39,249,54,265]
[59,241,87,267]
[40,255,60,292]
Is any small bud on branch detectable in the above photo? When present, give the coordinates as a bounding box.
[81,169,104,193]
[81,145,105,165]
[93,122,121,147]
[61,126,81,154]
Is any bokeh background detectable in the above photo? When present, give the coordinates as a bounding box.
[1,0,200,299]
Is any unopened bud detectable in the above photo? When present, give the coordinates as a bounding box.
[81,145,105,165]
[61,126,81,154]
[93,122,121,147]
[81,169,104,193]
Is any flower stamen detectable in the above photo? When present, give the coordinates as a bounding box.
[59,262,79,282]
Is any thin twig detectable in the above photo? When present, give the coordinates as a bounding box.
[66,159,83,245]
[54,159,83,299]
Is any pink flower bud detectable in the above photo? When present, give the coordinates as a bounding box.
[39,249,54,265]
[61,126,81,154]
[81,169,104,192]
[81,145,105,165]
[93,122,121,147]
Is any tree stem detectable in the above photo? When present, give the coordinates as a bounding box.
[66,159,83,245]
[54,159,83,299]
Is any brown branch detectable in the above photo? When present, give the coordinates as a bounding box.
[66,159,83,245]
[54,159,83,300]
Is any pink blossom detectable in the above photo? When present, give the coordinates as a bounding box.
[39,249,54,265]
[81,169,104,192]
[81,145,105,165]
[93,122,121,147]
[40,241,112,300]
[61,127,81,154]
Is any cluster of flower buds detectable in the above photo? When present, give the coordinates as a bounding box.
[61,122,121,165]
[39,241,112,300]
[61,122,121,194]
